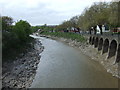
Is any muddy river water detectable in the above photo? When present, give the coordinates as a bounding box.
[30,35,118,88]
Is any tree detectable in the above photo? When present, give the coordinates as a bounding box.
[2,16,13,49]
[13,20,32,42]
[2,16,13,31]
[109,2,119,28]
[2,16,34,60]
[56,1,119,32]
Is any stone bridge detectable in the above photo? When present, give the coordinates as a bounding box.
[88,34,120,63]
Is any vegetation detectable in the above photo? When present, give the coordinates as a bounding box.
[41,31,86,42]
[38,1,119,43]
[2,16,33,61]
[13,20,32,42]
[31,24,56,33]
[54,2,119,32]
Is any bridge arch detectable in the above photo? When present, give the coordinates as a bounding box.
[98,38,103,51]
[102,39,109,54]
[116,44,120,63]
[108,40,117,59]
[89,36,92,44]
[92,37,95,45]
[94,37,99,48]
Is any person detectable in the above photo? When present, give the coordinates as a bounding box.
[94,26,97,35]
[89,27,93,34]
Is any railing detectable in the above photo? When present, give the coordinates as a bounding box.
[79,32,120,39]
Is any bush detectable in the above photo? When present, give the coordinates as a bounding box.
[13,20,32,42]
[2,17,33,61]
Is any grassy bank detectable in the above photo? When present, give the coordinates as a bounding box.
[41,32,86,43]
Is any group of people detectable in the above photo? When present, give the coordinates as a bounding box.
[89,24,109,35]
[62,27,81,33]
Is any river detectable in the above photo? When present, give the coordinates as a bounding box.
[30,35,118,88]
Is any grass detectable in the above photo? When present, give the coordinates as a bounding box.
[41,31,86,43]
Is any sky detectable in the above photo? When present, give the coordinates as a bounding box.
[0,0,113,26]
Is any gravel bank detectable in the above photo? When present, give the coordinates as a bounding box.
[2,39,44,89]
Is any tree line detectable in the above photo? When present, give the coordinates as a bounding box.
[55,2,119,33]
[1,16,32,60]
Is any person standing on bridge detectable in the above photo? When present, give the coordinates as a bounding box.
[89,27,93,35]
[93,26,97,35]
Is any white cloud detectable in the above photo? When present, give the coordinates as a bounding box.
[0,0,112,25]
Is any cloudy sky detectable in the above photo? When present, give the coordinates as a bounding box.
[0,0,112,26]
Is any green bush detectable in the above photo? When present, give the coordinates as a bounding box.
[13,20,32,42]
[2,16,33,61]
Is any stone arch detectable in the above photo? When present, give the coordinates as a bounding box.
[108,40,117,59]
[89,36,92,44]
[94,37,99,48]
[102,39,109,54]
[98,38,103,51]
[116,44,120,63]
[92,37,95,45]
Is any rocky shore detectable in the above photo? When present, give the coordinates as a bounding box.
[2,39,44,89]
[40,35,119,79]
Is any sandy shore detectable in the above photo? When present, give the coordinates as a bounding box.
[40,34,119,79]
[2,39,44,89]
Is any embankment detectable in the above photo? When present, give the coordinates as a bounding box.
[2,39,44,88]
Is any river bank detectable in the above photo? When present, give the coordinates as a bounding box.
[2,39,44,89]
[39,34,119,79]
